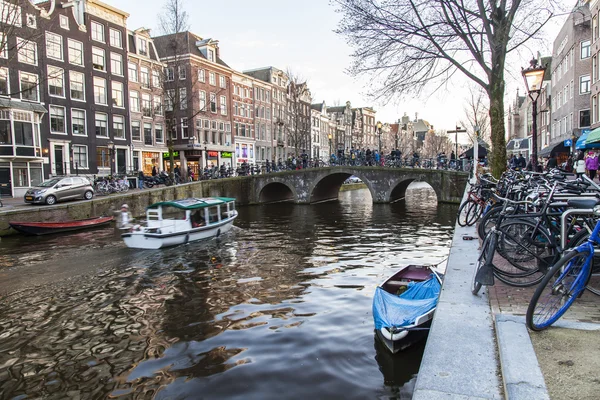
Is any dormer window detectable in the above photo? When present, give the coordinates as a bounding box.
[138,38,147,56]
[208,49,215,62]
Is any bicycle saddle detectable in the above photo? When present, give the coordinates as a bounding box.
[567,198,600,209]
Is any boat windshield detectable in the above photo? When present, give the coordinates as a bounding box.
[161,206,187,220]
[38,178,61,188]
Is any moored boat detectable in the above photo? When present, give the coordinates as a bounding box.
[121,197,238,249]
[9,216,114,236]
[373,265,443,353]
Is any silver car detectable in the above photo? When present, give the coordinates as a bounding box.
[24,177,94,205]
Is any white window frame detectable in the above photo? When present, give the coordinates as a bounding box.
[71,108,86,136]
[219,75,226,88]
[155,124,164,143]
[181,117,189,139]
[93,76,107,105]
[580,75,591,94]
[128,62,138,82]
[180,88,187,110]
[47,65,65,98]
[110,52,123,76]
[17,38,37,65]
[95,112,108,137]
[152,69,160,87]
[209,72,215,85]
[130,90,140,113]
[138,38,147,56]
[199,90,206,111]
[581,40,591,59]
[109,28,122,48]
[19,71,38,102]
[178,65,186,80]
[49,105,66,134]
[59,15,69,30]
[45,32,63,61]
[165,67,174,82]
[111,81,124,108]
[92,47,106,72]
[91,21,105,43]
[220,95,227,115]
[69,70,85,102]
[113,114,125,139]
[198,68,205,82]
[0,67,8,96]
[68,39,83,66]
[72,144,88,168]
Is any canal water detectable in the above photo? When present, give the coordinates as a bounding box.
[0,183,457,399]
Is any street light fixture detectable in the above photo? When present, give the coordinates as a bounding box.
[107,140,115,176]
[328,132,333,159]
[376,121,382,154]
[522,58,547,171]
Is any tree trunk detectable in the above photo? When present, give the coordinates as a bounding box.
[488,69,507,178]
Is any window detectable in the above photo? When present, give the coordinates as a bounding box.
[60,14,69,29]
[130,90,139,112]
[46,32,63,61]
[138,38,147,56]
[72,145,88,168]
[13,115,33,146]
[594,96,598,124]
[179,88,187,110]
[47,66,64,97]
[131,120,141,141]
[95,113,108,137]
[91,21,104,42]
[69,71,85,101]
[594,56,598,83]
[152,69,160,87]
[563,87,568,105]
[142,93,152,117]
[96,147,110,168]
[68,39,83,65]
[109,28,122,48]
[209,72,215,85]
[210,93,217,113]
[580,109,591,128]
[199,91,206,110]
[50,106,66,133]
[154,96,162,115]
[570,48,574,66]
[17,38,37,65]
[581,40,591,59]
[127,62,137,82]
[219,75,226,88]
[92,47,105,71]
[155,124,163,143]
[110,53,123,75]
[165,67,174,81]
[220,95,227,115]
[208,49,215,62]
[71,109,86,135]
[144,122,152,145]
[165,90,174,111]
[0,1,21,28]
[0,68,7,95]
[140,66,149,88]
[570,80,574,99]
[111,81,124,107]
[19,72,38,101]
[595,16,599,42]
[93,77,107,105]
[580,75,591,94]
[198,69,205,82]
[178,65,186,80]
[113,115,125,139]
[181,118,188,139]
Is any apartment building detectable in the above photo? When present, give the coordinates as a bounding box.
[231,71,255,167]
[252,77,272,165]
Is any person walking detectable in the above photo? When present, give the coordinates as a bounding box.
[585,151,598,181]
[137,170,144,190]
[152,165,157,177]
[545,154,558,171]
[575,151,586,179]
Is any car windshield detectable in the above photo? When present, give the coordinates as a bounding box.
[37,179,61,188]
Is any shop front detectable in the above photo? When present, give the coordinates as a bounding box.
[160,151,178,174]
[206,150,219,168]
[221,151,233,168]
[235,142,255,166]
[184,149,203,180]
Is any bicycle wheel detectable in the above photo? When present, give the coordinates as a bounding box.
[472,233,496,295]
[566,230,600,295]
[466,201,483,226]
[526,249,591,331]
[457,200,473,227]
[478,204,502,240]
[496,219,557,273]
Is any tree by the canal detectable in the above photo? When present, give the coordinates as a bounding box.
[334,0,556,177]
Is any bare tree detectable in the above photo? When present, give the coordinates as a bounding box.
[286,69,312,156]
[460,85,491,145]
[423,130,453,159]
[335,0,556,176]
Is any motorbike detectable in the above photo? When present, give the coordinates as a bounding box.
[144,171,174,187]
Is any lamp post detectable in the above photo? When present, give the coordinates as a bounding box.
[107,140,115,176]
[376,121,382,154]
[522,58,547,171]
[328,132,332,159]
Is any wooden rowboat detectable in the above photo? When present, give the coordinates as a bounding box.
[9,216,114,236]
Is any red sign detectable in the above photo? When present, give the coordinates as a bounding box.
[207,151,219,157]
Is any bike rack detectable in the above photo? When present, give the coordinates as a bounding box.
[560,208,597,250]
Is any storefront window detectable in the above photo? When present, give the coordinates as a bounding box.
[242,144,248,158]
[30,165,42,186]
[143,151,159,174]
[0,119,10,144]
[14,121,33,145]
[97,146,110,168]
[13,163,28,187]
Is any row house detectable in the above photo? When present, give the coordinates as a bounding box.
[127,27,167,175]
[589,0,600,133]
[326,102,353,155]
[252,77,272,164]
[231,71,255,166]
[351,107,376,150]
[0,0,133,197]
[153,33,234,175]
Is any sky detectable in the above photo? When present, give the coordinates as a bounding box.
[108,0,568,143]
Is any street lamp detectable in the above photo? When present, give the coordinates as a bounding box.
[107,140,115,176]
[328,132,333,158]
[522,58,547,171]
[376,121,382,154]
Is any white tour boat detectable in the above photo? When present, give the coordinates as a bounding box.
[122,197,238,249]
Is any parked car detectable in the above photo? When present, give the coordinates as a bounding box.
[24,177,94,205]
[344,176,363,184]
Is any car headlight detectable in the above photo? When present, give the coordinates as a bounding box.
[37,189,47,194]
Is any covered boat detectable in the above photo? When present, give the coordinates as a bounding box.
[121,197,237,249]
[373,265,442,353]
[9,216,114,236]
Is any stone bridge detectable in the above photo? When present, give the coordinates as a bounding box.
[250,167,469,204]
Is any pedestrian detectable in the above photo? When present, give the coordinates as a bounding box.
[575,151,586,179]
[545,154,558,171]
[137,170,144,190]
[119,204,133,229]
[152,165,157,176]
[585,151,598,180]
[517,153,526,170]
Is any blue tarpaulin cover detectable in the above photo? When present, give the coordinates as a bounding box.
[373,275,441,330]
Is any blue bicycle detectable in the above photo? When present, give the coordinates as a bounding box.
[526,210,600,331]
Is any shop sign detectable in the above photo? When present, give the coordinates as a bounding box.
[221,152,232,158]
[163,151,179,159]
[207,151,219,159]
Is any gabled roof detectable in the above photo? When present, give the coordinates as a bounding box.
[327,106,347,114]
[153,32,231,68]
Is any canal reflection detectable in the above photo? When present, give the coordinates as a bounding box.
[0,183,456,399]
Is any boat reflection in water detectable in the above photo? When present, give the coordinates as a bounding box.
[374,334,426,396]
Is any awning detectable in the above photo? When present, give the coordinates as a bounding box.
[0,98,47,114]
[539,140,571,157]
[506,138,529,151]
[584,127,600,146]
[460,144,488,159]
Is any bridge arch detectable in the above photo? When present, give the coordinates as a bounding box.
[387,176,442,203]
[308,169,375,203]
[257,179,297,203]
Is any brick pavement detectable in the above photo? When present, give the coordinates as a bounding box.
[487,252,600,323]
